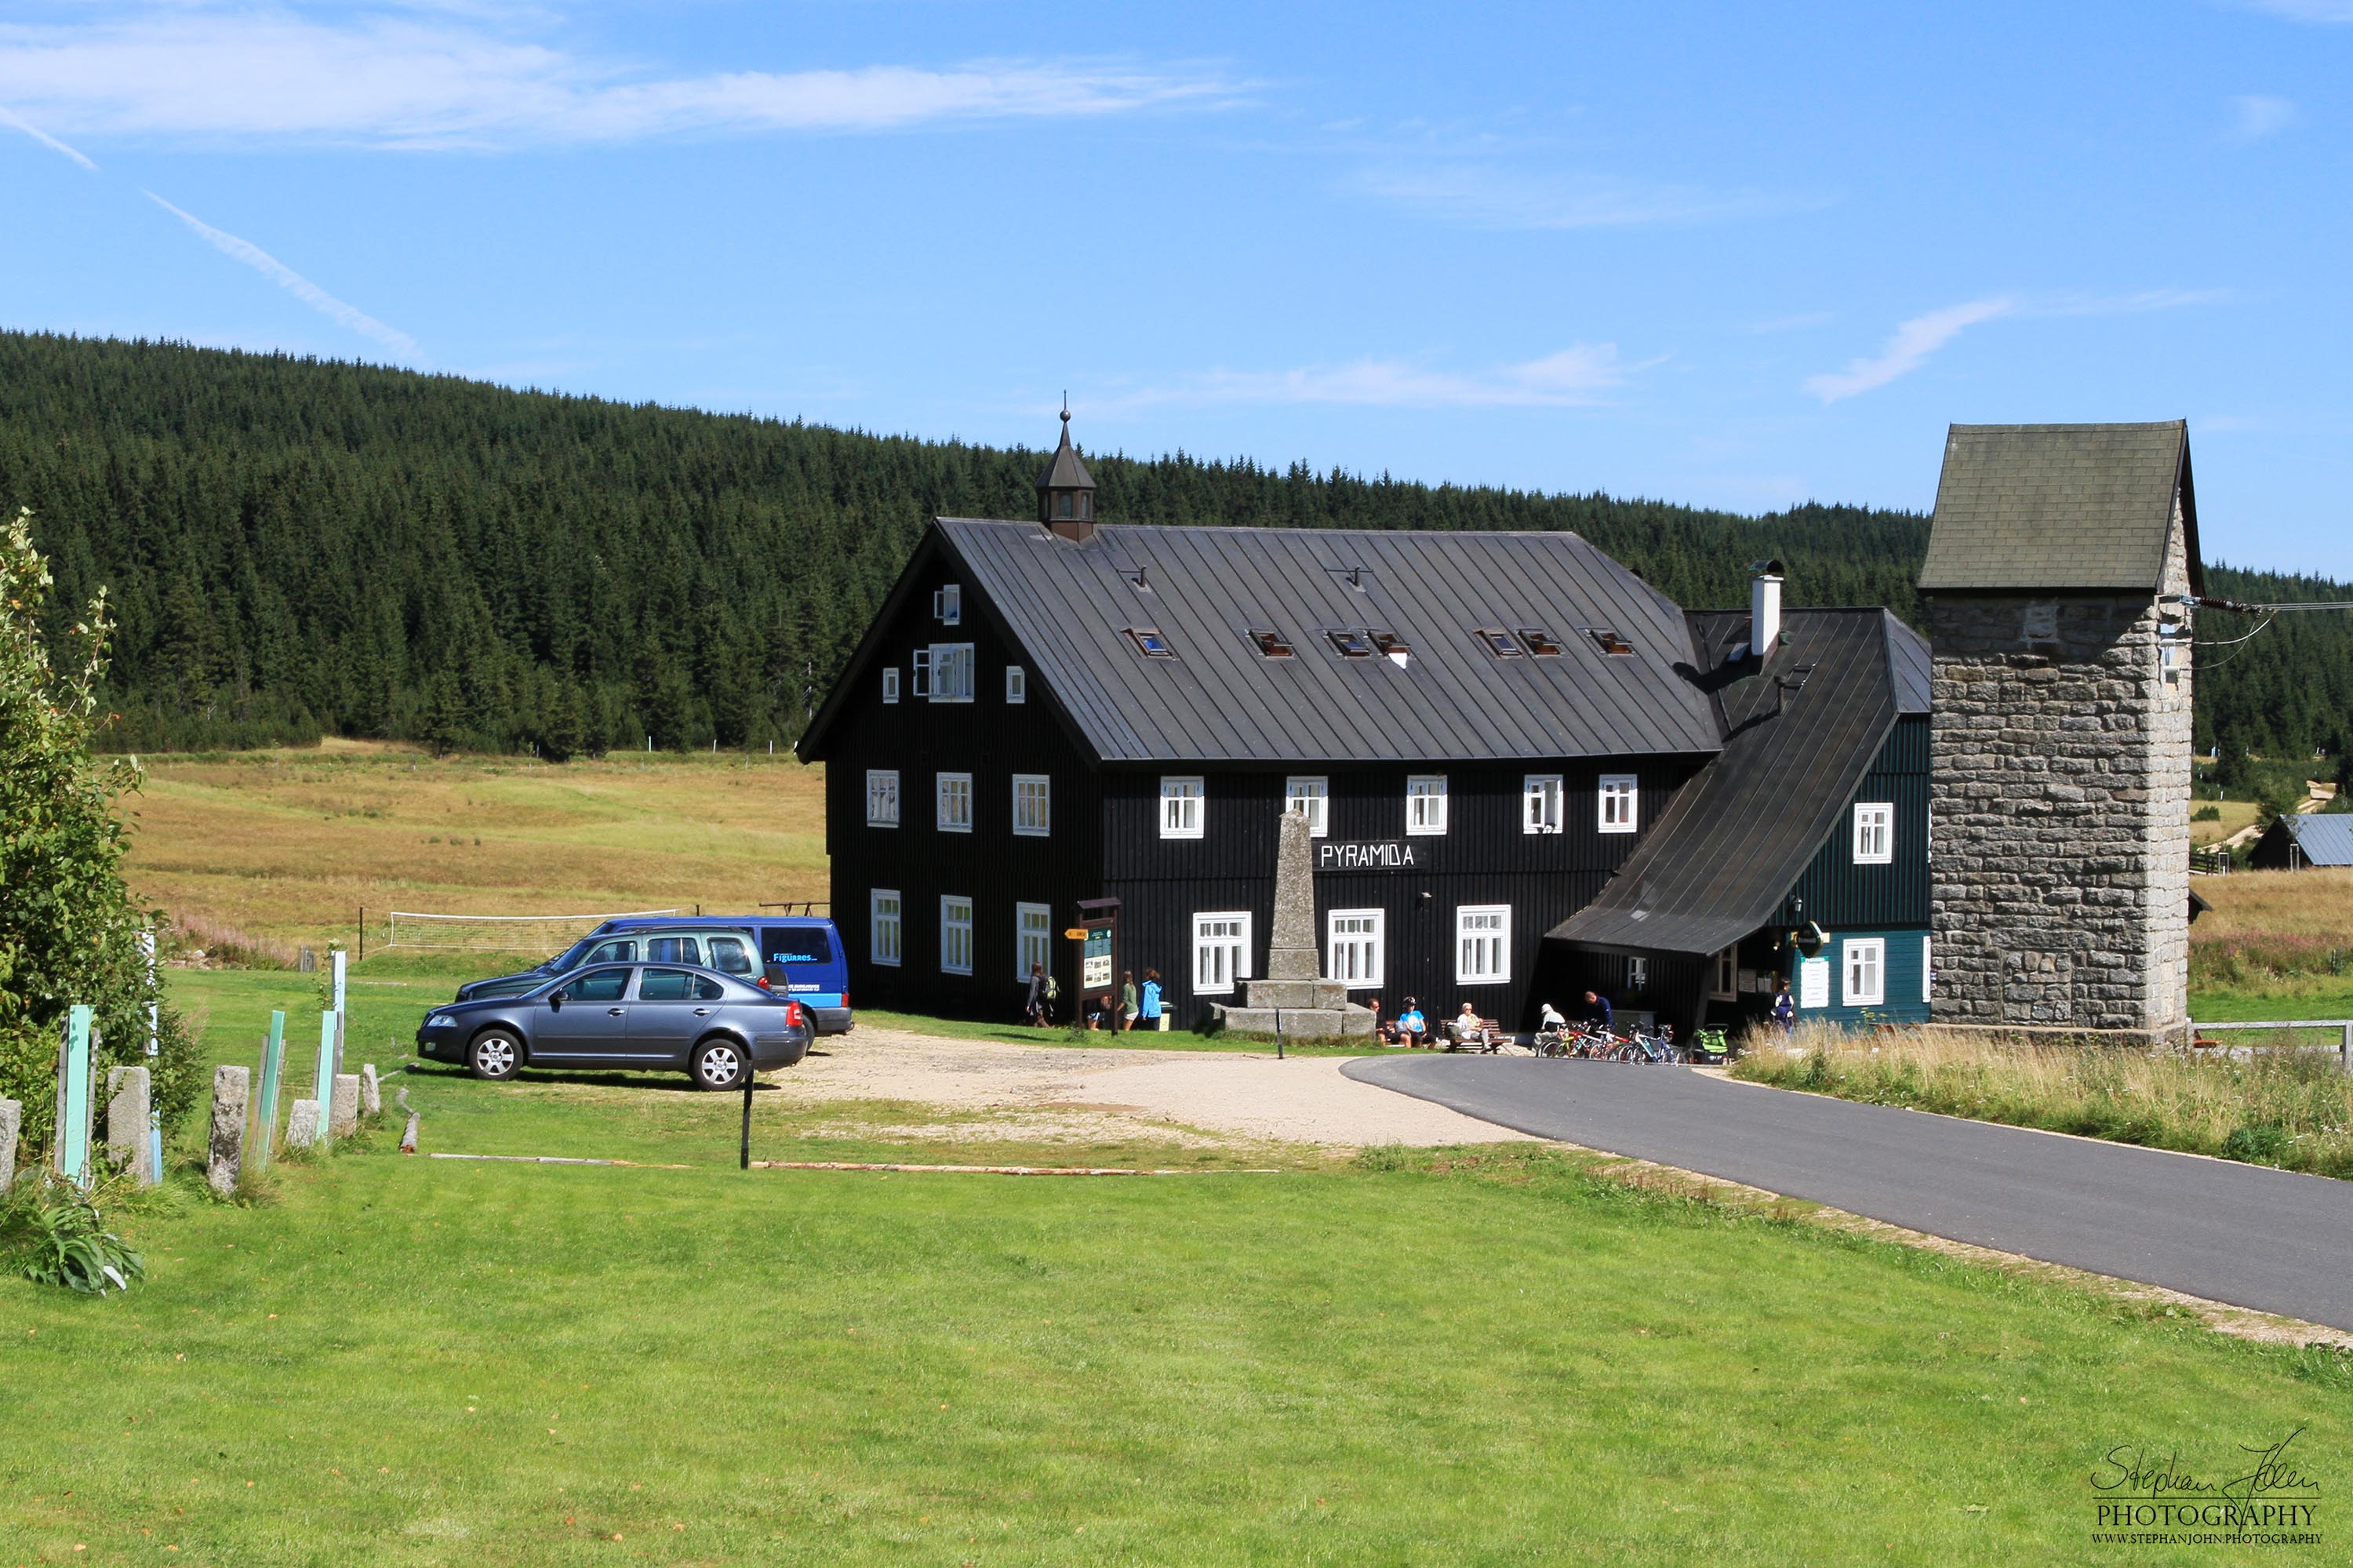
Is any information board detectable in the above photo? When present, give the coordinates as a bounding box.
[1798,957,1830,1010]
[1082,927,1113,989]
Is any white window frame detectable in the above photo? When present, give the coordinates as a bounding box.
[869,889,902,967]
[1843,937,1886,1008]
[1285,776,1329,838]
[1922,934,1933,1003]
[1160,776,1205,839]
[1707,946,1737,1001]
[936,771,973,833]
[864,768,900,828]
[882,668,900,704]
[1192,911,1251,995]
[1006,664,1027,704]
[1406,775,1449,836]
[933,584,962,625]
[1853,802,1893,865]
[1598,774,1639,835]
[1455,904,1510,984]
[940,895,973,977]
[1326,908,1384,990]
[1523,773,1564,835]
[911,648,930,699]
[928,643,974,703]
[1012,773,1051,838]
[1016,901,1052,981]
[1627,955,1649,992]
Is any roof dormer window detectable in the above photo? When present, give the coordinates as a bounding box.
[1588,628,1634,656]
[1126,627,1175,658]
[1249,629,1295,658]
[1475,628,1521,657]
[1327,629,1373,659]
[1518,629,1562,657]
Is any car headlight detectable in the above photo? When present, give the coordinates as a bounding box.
[424,1013,456,1030]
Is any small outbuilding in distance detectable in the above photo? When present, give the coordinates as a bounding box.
[2249,813,2353,871]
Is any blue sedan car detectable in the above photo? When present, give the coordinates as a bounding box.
[415,962,811,1090]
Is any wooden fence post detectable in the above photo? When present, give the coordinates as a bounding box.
[253,1010,286,1172]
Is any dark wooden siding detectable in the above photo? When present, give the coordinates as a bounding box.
[1778,715,1930,931]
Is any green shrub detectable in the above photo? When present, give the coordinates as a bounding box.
[0,1176,146,1294]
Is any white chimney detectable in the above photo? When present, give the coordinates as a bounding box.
[1750,559,1784,658]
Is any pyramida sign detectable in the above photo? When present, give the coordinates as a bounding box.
[1317,840,1424,872]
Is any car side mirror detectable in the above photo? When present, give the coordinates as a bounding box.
[547,990,566,1011]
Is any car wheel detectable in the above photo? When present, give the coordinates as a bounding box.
[469,1029,523,1082]
[691,1037,747,1091]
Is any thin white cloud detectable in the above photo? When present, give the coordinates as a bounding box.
[1804,289,2224,403]
[143,191,420,357]
[2228,93,2296,140]
[0,11,1237,147]
[1805,298,2014,404]
[1351,163,1817,231]
[0,102,98,169]
[1106,345,1638,413]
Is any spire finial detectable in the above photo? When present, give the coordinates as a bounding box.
[1060,392,1070,431]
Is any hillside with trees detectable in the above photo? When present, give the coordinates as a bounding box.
[0,329,2340,761]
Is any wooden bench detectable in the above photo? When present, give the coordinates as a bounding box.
[1446,1017,1507,1053]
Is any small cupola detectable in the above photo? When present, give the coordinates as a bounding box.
[1037,404,1098,541]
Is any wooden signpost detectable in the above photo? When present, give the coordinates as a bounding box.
[253,1010,286,1172]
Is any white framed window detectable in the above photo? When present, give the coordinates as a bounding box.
[1406,775,1449,836]
[1922,935,1933,1003]
[1598,774,1638,835]
[940,896,973,976]
[1456,904,1510,984]
[933,584,962,624]
[870,889,902,967]
[864,769,900,828]
[1853,802,1893,864]
[1843,938,1886,1008]
[1326,908,1384,989]
[1012,773,1051,837]
[936,772,973,833]
[1523,773,1564,835]
[911,648,930,698]
[1627,955,1649,992]
[1006,664,1027,703]
[882,668,900,704]
[1016,901,1052,980]
[1707,946,1737,1000]
[928,643,974,703]
[1193,911,1251,995]
[1160,776,1204,839]
[1285,776,1329,838]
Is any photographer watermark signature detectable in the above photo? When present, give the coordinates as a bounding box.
[2089,1428,2322,1545]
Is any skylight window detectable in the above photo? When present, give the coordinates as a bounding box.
[1475,628,1522,658]
[1126,627,1175,659]
[1518,629,1562,657]
[1369,630,1410,660]
[1249,629,1295,659]
[1588,628,1634,657]
[1327,629,1374,659]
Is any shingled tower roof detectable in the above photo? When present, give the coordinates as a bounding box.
[1918,420,2203,595]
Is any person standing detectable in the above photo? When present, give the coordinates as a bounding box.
[1024,961,1049,1027]
[1118,970,1140,1031]
[1139,969,1163,1031]
[1772,977,1796,1035]
[1580,989,1614,1033]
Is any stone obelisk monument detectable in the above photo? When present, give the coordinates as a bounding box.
[1211,808,1375,1037]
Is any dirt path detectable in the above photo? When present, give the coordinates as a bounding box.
[776,1027,1532,1150]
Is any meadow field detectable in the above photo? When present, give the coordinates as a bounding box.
[3,955,2348,1564]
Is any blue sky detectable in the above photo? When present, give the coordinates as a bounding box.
[3,2,2349,576]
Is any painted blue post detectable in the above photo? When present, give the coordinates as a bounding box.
[253,1010,286,1171]
[315,1011,340,1150]
[142,930,163,1181]
[58,1005,94,1188]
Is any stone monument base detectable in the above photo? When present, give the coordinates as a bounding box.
[1209,1000,1377,1038]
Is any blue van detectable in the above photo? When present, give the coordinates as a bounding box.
[600,914,852,1036]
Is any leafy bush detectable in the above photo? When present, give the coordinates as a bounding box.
[0,1177,145,1294]
[0,507,202,1155]
[2192,804,2221,822]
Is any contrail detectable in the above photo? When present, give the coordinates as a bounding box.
[0,104,98,171]
[144,191,420,358]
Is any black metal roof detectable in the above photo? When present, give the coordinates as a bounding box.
[1919,421,2205,595]
[1547,608,1927,957]
[875,518,1728,765]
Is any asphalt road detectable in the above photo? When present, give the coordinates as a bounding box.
[1344,1055,2353,1332]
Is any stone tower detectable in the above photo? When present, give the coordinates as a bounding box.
[1919,422,2202,1046]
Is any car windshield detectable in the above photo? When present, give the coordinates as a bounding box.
[545,937,598,973]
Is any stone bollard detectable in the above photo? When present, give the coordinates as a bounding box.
[208,1065,249,1196]
[329,1075,361,1139]
[285,1100,322,1149]
[0,1097,20,1195]
[359,1064,382,1119]
[106,1066,158,1186]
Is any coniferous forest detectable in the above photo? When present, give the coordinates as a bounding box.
[0,329,2343,761]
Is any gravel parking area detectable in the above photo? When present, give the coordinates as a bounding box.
[776,1027,1533,1150]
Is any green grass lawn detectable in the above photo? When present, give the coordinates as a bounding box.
[4,965,2349,1563]
[2191,984,2353,1024]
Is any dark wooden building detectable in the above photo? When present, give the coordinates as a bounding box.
[798,419,1932,1035]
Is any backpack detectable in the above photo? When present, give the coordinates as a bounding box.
[1044,976,1060,1001]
